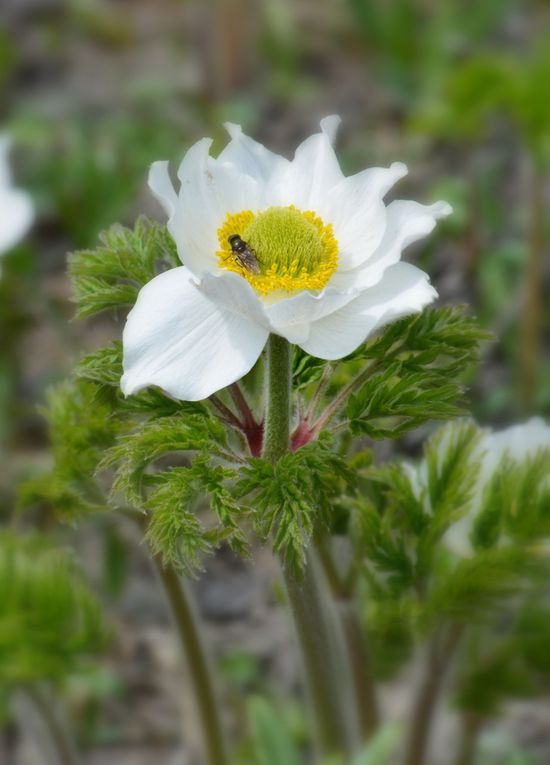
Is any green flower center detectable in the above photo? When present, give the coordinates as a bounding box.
[244,206,325,274]
[216,205,339,296]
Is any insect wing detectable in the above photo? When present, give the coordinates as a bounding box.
[240,249,261,274]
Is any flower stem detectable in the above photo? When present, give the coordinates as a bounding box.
[210,394,245,431]
[24,685,80,765]
[150,554,229,765]
[316,536,380,739]
[262,334,291,462]
[338,598,380,739]
[452,712,483,765]
[283,551,359,757]
[520,164,544,411]
[229,383,258,430]
[228,383,264,456]
[262,334,358,758]
[310,359,381,436]
[404,625,462,765]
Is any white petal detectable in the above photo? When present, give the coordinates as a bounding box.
[197,272,358,345]
[264,287,359,343]
[319,115,341,143]
[481,418,550,481]
[149,139,261,277]
[299,263,437,360]
[323,162,408,270]
[148,161,178,219]
[0,189,34,256]
[268,116,344,210]
[218,123,289,181]
[198,271,270,330]
[121,267,269,401]
[334,200,452,291]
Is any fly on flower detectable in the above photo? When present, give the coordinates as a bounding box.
[227,234,261,275]
[121,117,452,401]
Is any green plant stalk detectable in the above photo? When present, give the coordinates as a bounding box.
[338,598,380,739]
[520,164,544,410]
[262,334,292,461]
[263,334,359,758]
[24,685,80,765]
[404,625,462,765]
[0,720,17,765]
[452,712,483,765]
[315,536,380,738]
[151,554,229,765]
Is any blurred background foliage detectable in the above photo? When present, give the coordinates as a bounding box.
[0,0,548,763]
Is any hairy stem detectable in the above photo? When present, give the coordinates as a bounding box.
[316,536,380,739]
[262,334,291,462]
[306,365,333,421]
[452,712,483,765]
[24,685,80,765]
[262,334,358,758]
[338,599,380,739]
[210,394,245,431]
[311,359,381,435]
[151,555,229,765]
[228,383,257,430]
[520,165,545,410]
[283,549,359,758]
[404,626,462,765]
[0,722,17,765]
[228,383,264,456]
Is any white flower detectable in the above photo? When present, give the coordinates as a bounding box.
[409,419,550,556]
[0,135,34,261]
[122,117,451,401]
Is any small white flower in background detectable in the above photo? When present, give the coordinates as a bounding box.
[0,135,34,261]
[408,418,550,556]
[122,116,451,401]
[480,418,550,480]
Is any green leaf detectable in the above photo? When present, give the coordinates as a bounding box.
[18,380,120,520]
[419,421,482,559]
[0,532,105,687]
[145,458,248,573]
[424,546,540,629]
[473,449,550,549]
[69,216,179,318]
[236,438,355,572]
[145,476,210,574]
[350,723,402,765]
[248,696,302,765]
[346,362,465,438]
[358,421,481,592]
[344,307,490,438]
[292,346,328,390]
[101,413,228,505]
[76,342,208,420]
[351,305,490,365]
[76,342,123,387]
[454,631,533,716]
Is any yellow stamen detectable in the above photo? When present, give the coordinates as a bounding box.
[216,205,338,296]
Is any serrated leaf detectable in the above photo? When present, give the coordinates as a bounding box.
[69,217,179,318]
[145,459,247,573]
[342,306,490,438]
[0,532,105,687]
[101,414,229,505]
[236,438,355,573]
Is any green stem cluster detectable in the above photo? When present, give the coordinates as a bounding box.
[151,555,229,765]
[404,626,463,765]
[24,685,80,765]
[263,334,359,759]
